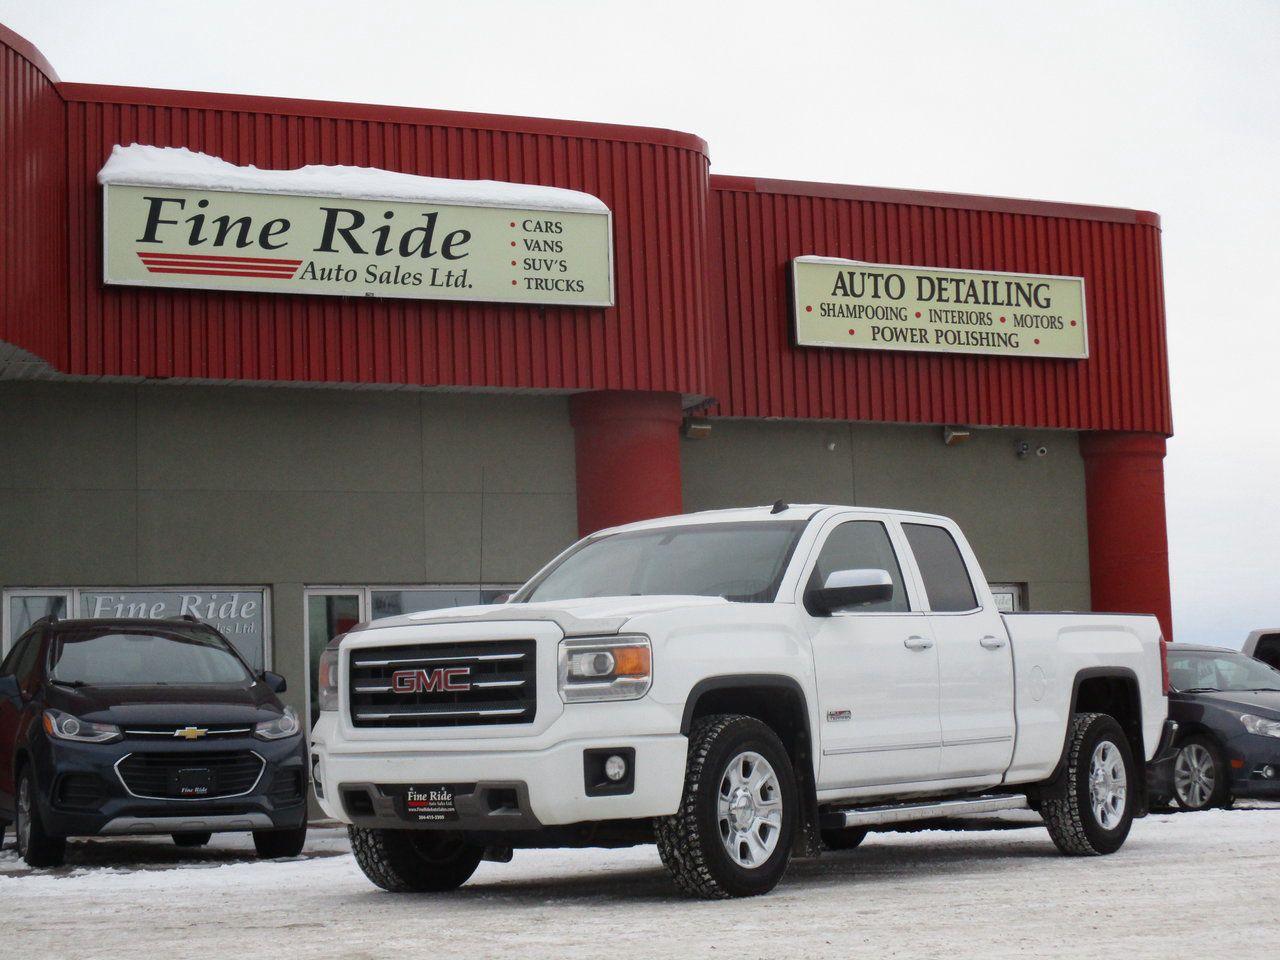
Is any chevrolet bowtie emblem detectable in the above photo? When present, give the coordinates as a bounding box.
[174,726,208,740]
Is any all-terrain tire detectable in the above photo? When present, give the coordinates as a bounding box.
[1041,712,1136,856]
[655,714,797,899]
[820,826,869,851]
[253,825,308,859]
[15,769,66,868]
[348,827,484,892]
[172,831,213,848]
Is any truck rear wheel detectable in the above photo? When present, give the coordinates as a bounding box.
[1041,712,1136,856]
[348,827,484,892]
[656,714,797,898]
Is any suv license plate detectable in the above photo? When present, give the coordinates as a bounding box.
[175,767,213,797]
[400,784,458,822]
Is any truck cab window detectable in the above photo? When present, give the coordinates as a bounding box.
[809,521,909,612]
[903,523,979,612]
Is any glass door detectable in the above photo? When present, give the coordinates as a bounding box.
[304,590,363,728]
[3,590,72,653]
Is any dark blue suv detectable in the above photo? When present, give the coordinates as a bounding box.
[0,616,307,867]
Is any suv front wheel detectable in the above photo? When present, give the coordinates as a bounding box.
[15,769,66,868]
[656,714,797,898]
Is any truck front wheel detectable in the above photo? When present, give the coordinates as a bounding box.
[348,827,484,892]
[656,714,797,898]
[1041,712,1137,856]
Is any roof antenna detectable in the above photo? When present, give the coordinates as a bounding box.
[770,500,789,514]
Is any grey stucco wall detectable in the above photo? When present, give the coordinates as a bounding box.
[0,381,579,719]
[682,419,1091,612]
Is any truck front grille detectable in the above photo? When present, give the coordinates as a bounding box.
[348,639,537,728]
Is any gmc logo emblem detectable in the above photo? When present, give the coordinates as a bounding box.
[391,667,472,694]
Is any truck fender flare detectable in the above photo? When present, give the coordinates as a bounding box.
[1048,666,1142,784]
[679,674,823,857]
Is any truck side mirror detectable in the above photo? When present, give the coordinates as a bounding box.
[805,569,894,616]
[260,671,287,694]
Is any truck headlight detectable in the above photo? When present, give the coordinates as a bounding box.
[318,640,342,713]
[42,708,122,744]
[1240,714,1280,738]
[255,706,301,740]
[558,636,652,703]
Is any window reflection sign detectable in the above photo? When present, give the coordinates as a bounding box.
[79,588,269,672]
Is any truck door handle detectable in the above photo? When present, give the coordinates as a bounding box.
[904,636,934,651]
[980,635,1007,650]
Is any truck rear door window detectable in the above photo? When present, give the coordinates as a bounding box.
[903,523,979,613]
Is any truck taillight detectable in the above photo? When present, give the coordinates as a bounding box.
[1159,635,1170,694]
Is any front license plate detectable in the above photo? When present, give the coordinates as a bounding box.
[175,767,213,797]
[399,784,459,822]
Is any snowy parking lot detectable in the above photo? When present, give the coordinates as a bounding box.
[3,807,1277,959]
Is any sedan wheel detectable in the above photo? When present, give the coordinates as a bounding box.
[1173,741,1221,810]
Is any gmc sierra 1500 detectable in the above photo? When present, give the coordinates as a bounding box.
[311,504,1172,898]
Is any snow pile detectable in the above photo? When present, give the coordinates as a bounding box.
[97,144,608,214]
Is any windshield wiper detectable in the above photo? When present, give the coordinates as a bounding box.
[1180,687,1220,693]
[1246,688,1280,693]
[50,678,88,689]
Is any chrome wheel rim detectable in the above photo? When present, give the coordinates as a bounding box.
[1089,740,1128,830]
[717,750,783,869]
[16,776,31,856]
[1174,743,1216,809]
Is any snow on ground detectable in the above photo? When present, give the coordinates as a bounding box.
[2,807,1277,960]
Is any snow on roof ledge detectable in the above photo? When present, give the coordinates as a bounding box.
[97,144,609,214]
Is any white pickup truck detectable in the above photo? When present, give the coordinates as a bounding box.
[311,504,1172,898]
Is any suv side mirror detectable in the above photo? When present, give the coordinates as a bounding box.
[806,569,894,616]
[260,671,287,694]
[0,675,19,700]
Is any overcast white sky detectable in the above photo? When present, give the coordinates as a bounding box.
[2,0,1276,648]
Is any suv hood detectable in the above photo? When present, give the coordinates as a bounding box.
[351,595,732,638]
[46,681,283,726]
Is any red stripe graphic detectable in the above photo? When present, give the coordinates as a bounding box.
[136,250,302,279]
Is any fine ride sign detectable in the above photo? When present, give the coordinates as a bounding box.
[791,256,1088,359]
[100,149,614,308]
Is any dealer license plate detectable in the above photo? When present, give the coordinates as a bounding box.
[399,784,459,822]
[174,767,213,797]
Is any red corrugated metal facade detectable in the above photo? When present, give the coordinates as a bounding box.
[0,25,1171,437]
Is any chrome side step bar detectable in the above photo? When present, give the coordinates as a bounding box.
[826,794,1029,829]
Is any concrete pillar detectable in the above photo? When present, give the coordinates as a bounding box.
[1079,432,1173,640]
[569,391,684,536]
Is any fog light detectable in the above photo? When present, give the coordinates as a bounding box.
[604,754,627,782]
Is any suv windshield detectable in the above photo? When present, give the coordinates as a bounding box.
[1168,650,1280,693]
[49,627,252,686]
[519,520,808,604]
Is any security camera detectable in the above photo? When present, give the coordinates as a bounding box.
[1015,440,1031,459]
[1036,445,1049,458]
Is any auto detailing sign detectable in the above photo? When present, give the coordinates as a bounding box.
[100,146,614,308]
[791,256,1088,359]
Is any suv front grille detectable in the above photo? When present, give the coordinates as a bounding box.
[348,639,537,728]
[116,750,265,800]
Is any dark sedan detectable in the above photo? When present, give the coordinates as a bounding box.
[1152,644,1280,810]
[0,616,307,867]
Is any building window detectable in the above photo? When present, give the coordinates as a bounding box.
[3,590,72,652]
[303,585,517,727]
[988,582,1028,613]
[1,587,270,669]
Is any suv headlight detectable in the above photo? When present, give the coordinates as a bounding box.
[42,708,122,744]
[255,705,301,740]
[318,639,342,713]
[558,635,652,703]
[1240,713,1280,738]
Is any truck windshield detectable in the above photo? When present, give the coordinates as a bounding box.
[1168,650,1280,693]
[518,520,808,604]
[49,627,252,686]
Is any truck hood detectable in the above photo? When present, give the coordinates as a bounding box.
[351,595,732,637]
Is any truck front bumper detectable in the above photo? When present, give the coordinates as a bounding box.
[313,731,688,828]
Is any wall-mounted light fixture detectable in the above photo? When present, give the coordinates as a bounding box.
[943,426,971,446]
[682,418,712,440]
